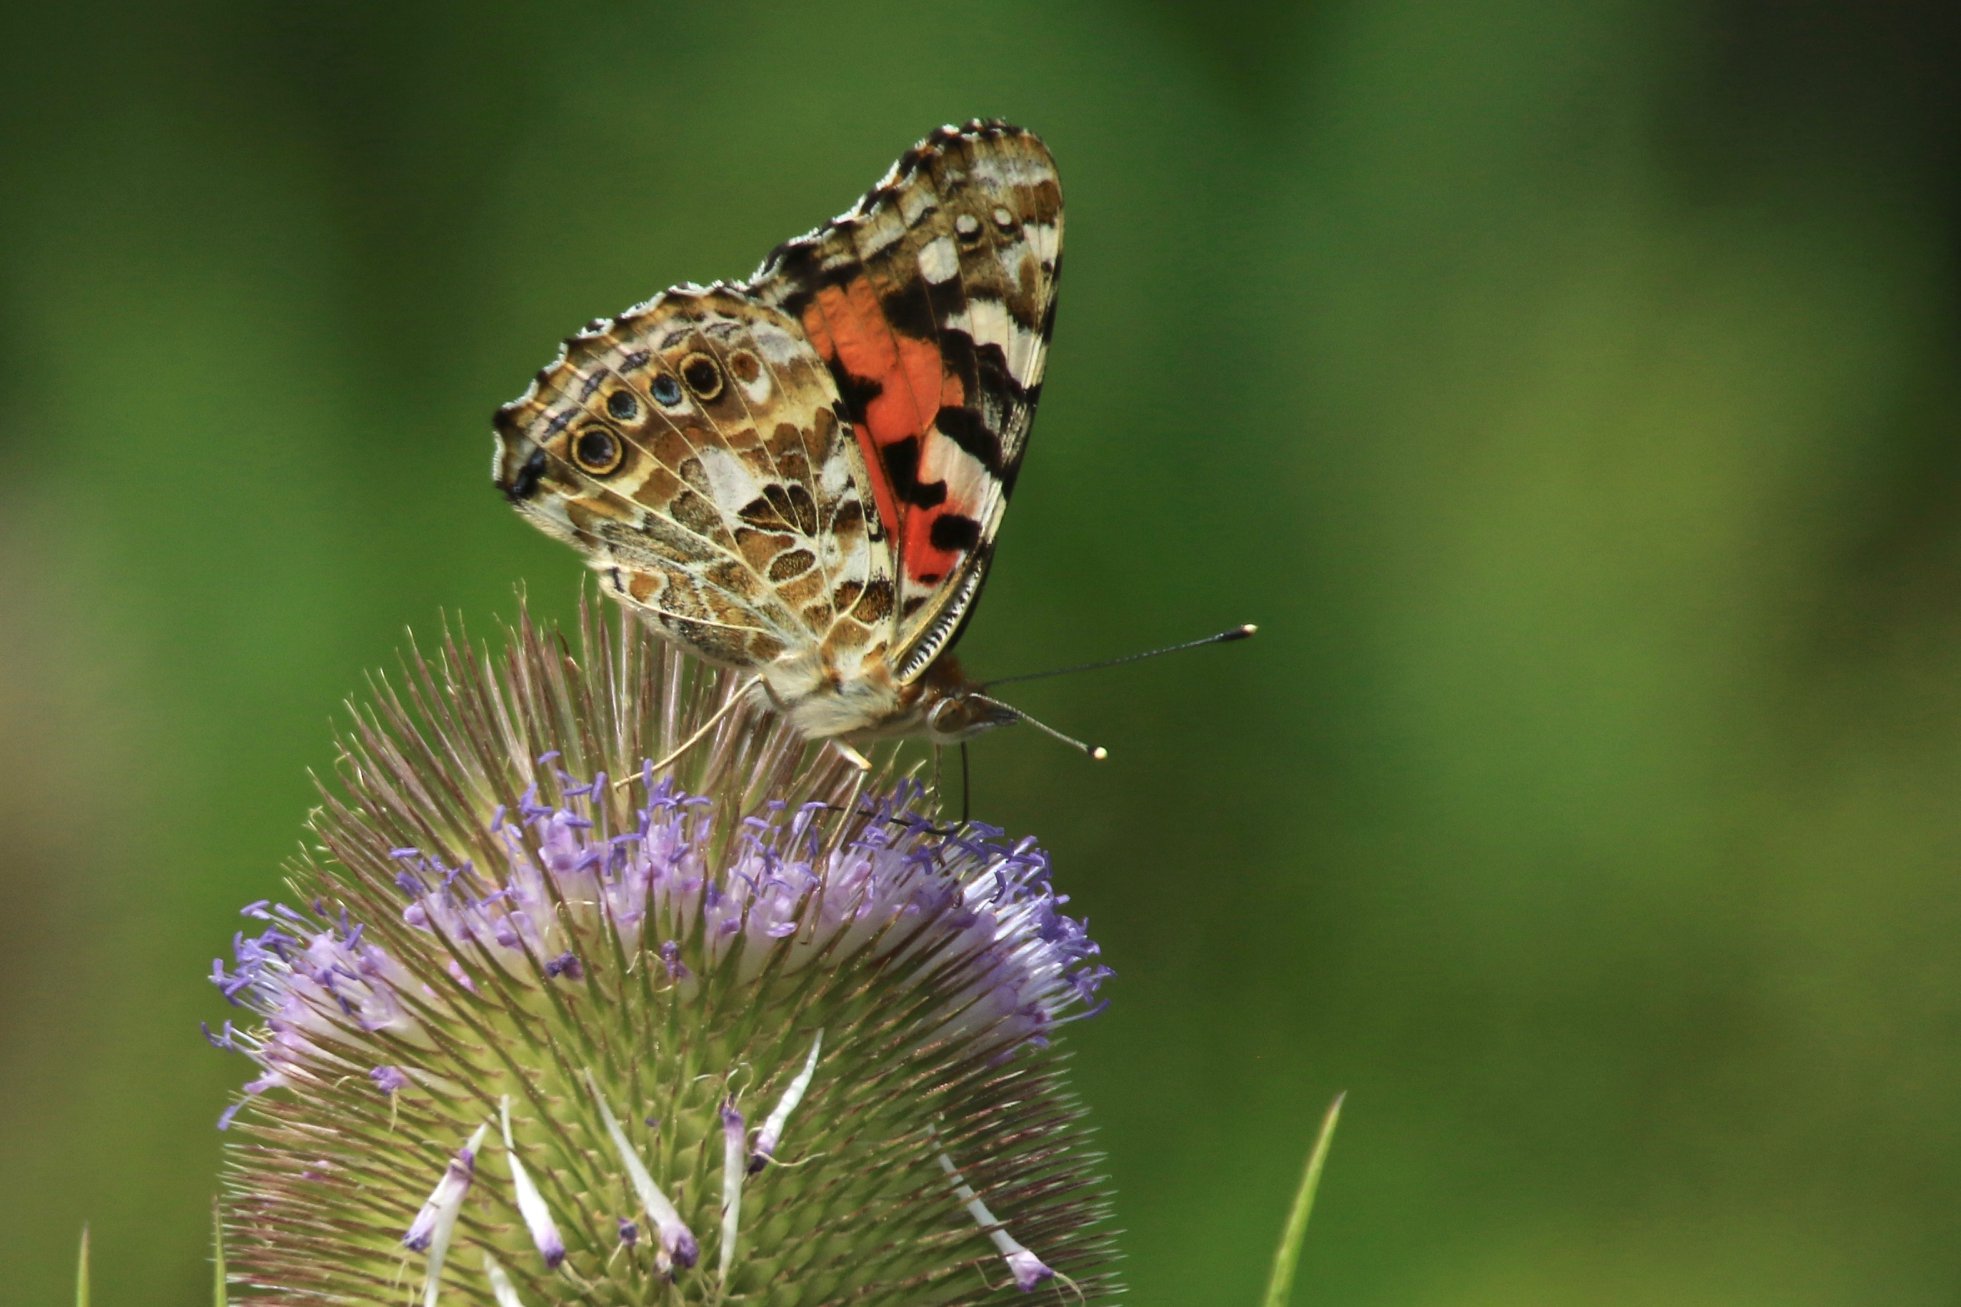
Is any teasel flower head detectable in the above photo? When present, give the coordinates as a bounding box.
[209,599,1117,1303]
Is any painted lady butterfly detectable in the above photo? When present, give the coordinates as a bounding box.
[493,120,1061,753]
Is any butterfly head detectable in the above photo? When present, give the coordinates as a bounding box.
[912,659,1107,759]
[920,681,1021,744]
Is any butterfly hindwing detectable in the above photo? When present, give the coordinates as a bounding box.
[493,285,896,670]
[748,120,1062,683]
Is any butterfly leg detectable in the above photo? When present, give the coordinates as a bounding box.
[959,742,972,825]
[830,739,874,772]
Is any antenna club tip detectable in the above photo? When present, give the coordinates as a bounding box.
[1236,623,1259,638]
[1089,746,1109,761]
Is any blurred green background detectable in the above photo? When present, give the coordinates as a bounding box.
[5,1,1960,1302]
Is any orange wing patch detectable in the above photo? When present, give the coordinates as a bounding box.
[801,275,973,585]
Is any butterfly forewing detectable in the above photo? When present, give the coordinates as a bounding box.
[748,121,1062,683]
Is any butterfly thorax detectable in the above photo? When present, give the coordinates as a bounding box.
[759,648,1015,744]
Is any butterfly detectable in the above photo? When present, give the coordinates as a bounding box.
[492,120,1061,756]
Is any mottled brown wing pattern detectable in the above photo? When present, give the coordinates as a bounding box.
[747,121,1062,684]
[492,285,896,672]
[494,121,1064,743]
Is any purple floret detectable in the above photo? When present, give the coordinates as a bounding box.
[206,770,1106,1125]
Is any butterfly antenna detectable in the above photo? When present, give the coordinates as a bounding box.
[982,623,1257,689]
[970,695,1109,761]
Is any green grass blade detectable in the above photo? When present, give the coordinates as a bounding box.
[75,1225,90,1307]
[213,1198,228,1307]
[1262,1092,1345,1307]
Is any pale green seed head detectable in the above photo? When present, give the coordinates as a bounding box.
[210,602,1117,1304]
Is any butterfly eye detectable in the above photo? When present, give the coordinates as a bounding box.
[679,352,723,401]
[651,374,683,406]
[571,425,626,476]
[605,390,639,421]
[927,698,963,732]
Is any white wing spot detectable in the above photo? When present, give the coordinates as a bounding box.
[860,219,908,258]
[919,235,959,284]
[818,447,857,498]
[948,299,1045,387]
[750,321,806,368]
[695,447,770,519]
[897,184,933,226]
